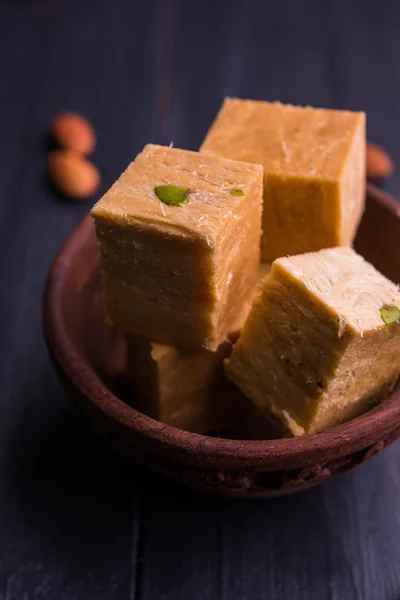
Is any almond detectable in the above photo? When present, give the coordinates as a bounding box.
[51,112,96,155]
[48,150,100,200]
[366,142,394,181]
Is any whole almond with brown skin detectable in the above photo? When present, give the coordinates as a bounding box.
[48,150,100,200]
[366,142,394,181]
[51,112,96,155]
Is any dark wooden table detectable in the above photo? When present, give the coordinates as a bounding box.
[1,1,400,598]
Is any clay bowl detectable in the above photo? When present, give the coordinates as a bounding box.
[43,184,400,498]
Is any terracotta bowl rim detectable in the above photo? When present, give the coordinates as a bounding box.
[43,183,400,466]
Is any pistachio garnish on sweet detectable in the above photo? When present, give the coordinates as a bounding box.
[379,304,400,325]
[154,185,189,206]
[230,189,244,196]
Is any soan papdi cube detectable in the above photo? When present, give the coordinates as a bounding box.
[201,98,366,261]
[91,144,263,350]
[225,247,400,436]
[125,262,271,433]
[125,335,245,433]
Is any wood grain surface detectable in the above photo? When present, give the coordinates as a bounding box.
[1,0,400,598]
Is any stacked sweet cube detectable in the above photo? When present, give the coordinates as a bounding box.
[91,99,400,436]
[92,144,263,432]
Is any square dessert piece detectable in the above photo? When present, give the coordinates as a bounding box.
[91,144,263,350]
[201,98,366,261]
[125,335,245,433]
[225,247,400,436]
[124,261,271,433]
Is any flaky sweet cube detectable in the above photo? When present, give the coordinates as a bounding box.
[125,335,245,433]
[124,262,271,433]
[91,144,263,350]
[201,98,366,261]
[225,247,400,436]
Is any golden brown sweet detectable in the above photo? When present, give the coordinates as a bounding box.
[91,144,263,350]
[125,335,245,433]
[225,247,400,436]
[201,98,366,261]
[124,262,271,432]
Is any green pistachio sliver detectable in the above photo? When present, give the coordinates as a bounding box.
[154,185,189,206]
[230,189,244,197]
[380,304,400,325]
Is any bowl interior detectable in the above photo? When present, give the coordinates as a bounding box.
[45,184,400,464]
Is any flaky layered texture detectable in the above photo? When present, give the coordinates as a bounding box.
[126,335,245,433]
[91,144,263,350]
[125,262,272,433]
[225,247,400,436]
[201,98,366,260]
